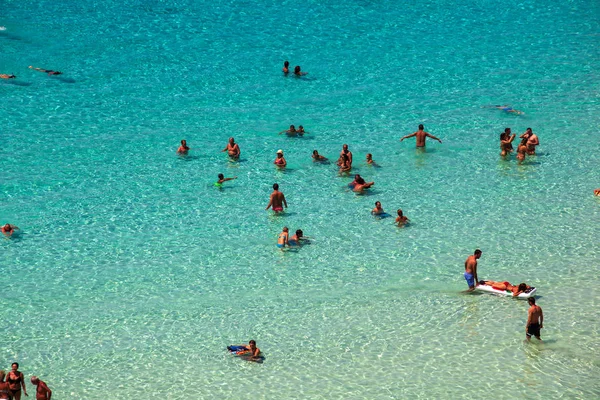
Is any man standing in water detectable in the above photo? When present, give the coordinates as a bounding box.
[30,377,52,400]
[400,124,442,147]
[464,249,482,291]
[266,183,287,213]
[526,297,544,341]
[222,137,240,159]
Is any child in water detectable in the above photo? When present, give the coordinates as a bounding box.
[215,174,237,187]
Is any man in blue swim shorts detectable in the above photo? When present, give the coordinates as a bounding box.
[464,249,482,291]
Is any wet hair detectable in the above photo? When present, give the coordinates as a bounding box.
[375,201,381,207]
[296,229,303,236]
[397,209,403,216]
[12,363,18,368]
[356,177,366,185]
[418,124,424,130]
[282,227,288,231]
[504,128,511,133]
[341,153,348,162]
[289,125,295,130]
[526,127,532,132]
[0,371,5,381]
[273,183,279,190]
[284,61,289,67]
[500,132,507,140]
[249,340,256,345]
[366,153,372,158]
[218,174,224,180]
[518,283,527,292]
[474,249,482,255]
[294,66,301,73]
[181,140,186,144]
[313,150,318,155]
[528,297,536,305]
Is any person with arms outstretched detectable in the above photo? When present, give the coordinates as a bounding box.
[400,124,442,147]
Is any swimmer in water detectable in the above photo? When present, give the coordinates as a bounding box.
[366,153,378,166]
[594,189,600,196]
[0,74,16,79]
[222,137,240,159]
[494,105,524,115]
[500,128,516,157]
[1,223,19,238]
[395,209,409,226]
[351,175,374,192]
[177,140,190,154]
[29,66,62,76]
[277,227,289,248]
[294,66,308,76]
[289,229,306,246]
[274,149,287,167]
[282,60,290,75]
[338,144,353,167]
[216,173,237,186]
[297,125,307,136]
[312,150,328,162]
[371,201,385,215]
[524,128,539,155]
[279,125,297,135]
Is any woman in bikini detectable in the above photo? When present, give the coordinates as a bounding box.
[274,150,287,168]
[6,363,27,399]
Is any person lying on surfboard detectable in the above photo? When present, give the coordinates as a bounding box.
[479,280,531,297]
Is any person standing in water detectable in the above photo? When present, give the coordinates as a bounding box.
[395,209,409,226]
[177,140,190,155]
[274,149,287,167]
[371,201,385,215]
[464,249,482,291]
[282,61,290,75]
[222,137,240,159]
[266,183,287,213]
[277,227,289,248]
[30,377,52,400]
[5,363,27,400]
[400,124,442,147]
[526,297,544,341]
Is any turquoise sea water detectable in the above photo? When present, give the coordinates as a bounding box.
[2,0,599,398]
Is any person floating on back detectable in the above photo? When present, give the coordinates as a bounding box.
[0,74,16,79]
[400,124,442,148]
[526,297,543,341]
[29,66,62,76]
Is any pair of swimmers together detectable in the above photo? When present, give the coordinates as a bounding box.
[279,125,307,136]
[282,61,307,76]
[371,202,409,226]
[277,227,307,248]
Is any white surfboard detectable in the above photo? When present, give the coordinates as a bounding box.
[475,284,536,298]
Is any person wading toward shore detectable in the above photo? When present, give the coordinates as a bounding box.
[30,377,52,400]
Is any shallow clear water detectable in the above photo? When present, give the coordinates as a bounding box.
[1,0,599,398]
